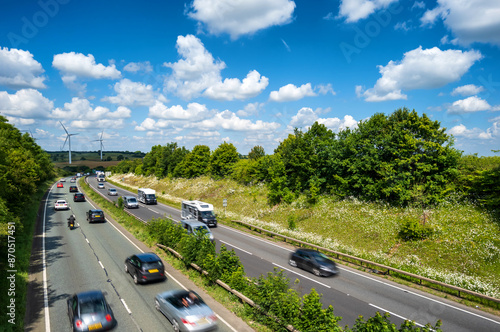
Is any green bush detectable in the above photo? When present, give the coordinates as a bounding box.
[117,196,124,209]
[287,215,297,231]
[398,217,434,241]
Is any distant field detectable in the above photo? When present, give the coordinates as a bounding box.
[48,151,144,169]
[53,160,121,168]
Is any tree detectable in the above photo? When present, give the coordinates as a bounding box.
[173,145,210,178]
[248,145,265,160]
[208,142,239,179]
[117,154,124,161]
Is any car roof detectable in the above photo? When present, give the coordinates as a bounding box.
[108,188,116,190]
[74,193,84,195]
[56,200,67,203]
[90,209,103,212]
[134,252,161,262]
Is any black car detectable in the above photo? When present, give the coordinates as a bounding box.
[124,253,166,284]
[73,193,85,202]
[289,248,338,277]
[69,185,78,193]
[87,209,105,223]
[67,290,116,331]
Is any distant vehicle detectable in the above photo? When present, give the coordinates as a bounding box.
[97,183,104,189]
[123,196,139,209]
[69,185,78,192]
[60,178,66,182]
[181,201,217,227]
[137,188,157,205]
[73,193,85,202]
[70,178,76,183]
[155,289,217,332]
[124,253,166,284]
[288,248,338,277]
[77,172,81,177]
[108,188,117,196]
[57,182,64,188]
[181,219,214,243]
[96,171,105,182]
[54,200,69,211]
[67,290,116,332]
[86,209,105,223]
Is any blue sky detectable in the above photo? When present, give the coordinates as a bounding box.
[1,0,499,156]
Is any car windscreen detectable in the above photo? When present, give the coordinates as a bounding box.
[194,226,210,234]
[145,194,155,199]
[201,211,214,218]
[128,198,137,203]
[79,298,106,314]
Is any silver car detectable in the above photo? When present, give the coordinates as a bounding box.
[108,188,118,196]
[154,290,217,332]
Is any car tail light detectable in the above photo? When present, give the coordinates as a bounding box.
[181,318,196,326]
[209,314,217,321]
[105,314,112,322]
[75,319,83,328]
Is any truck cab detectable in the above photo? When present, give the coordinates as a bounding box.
[181,200,217,227]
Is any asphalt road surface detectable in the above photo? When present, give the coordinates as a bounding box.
[86,175,500,331]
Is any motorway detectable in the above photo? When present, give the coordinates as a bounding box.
[85,175,500,331]
[25,177,252,332]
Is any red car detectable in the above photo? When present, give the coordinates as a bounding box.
[57,182,64,188]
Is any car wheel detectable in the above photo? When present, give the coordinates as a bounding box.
[313,268,321,277]
[289,259,297,267]
[133,273,138,284]
[124,264,128,273]
[172,319,180,332]
[154,299,160,311]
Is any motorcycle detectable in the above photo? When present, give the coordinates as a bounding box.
[67,216,76,230]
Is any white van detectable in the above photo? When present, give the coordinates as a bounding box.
[181,200,217,227]
[137,188,157,205]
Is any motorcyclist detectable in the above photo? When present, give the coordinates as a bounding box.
[68,214,76,228]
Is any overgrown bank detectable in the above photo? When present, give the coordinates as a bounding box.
[109,173,500,299]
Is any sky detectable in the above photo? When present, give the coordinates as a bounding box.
[0,0,499,157]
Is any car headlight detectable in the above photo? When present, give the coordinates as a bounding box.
[320,266,331,271]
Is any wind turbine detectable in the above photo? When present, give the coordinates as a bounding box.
[93,130,104,160]
[60,121,78,164]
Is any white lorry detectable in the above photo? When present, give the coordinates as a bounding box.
[96,171,106,182]
[181,200,217,227]
[137,188,157,205]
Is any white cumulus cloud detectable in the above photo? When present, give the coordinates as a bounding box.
[289,107,358,132]
[269,83,317,102]
[338,0,398,22]
[149,101,212,120]
[194,110,281,132]
[447,96,495,114]
[51,97,131,125]
[421,0,500,46]
[0,89,53,118]
[358,46,482,102]
[451,84,484,96]
[102,79,160,106]
[448,124,493,139]
[53,52,121,90]
[0,48,46,89]
[123,61,153,73]
[187,0,296,39]
[204,70,269,101]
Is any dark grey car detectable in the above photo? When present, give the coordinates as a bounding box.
[124,253,166,284]
[289,248,338,277]
[67,290,116,331]
[154,289,217,332]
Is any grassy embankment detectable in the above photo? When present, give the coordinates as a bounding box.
[107,173,500,304]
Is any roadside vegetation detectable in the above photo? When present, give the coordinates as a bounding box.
[0,116,55,332]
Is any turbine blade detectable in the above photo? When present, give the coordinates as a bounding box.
[59,121,69,134]
[62,135,69,150]
[100,130,104,140]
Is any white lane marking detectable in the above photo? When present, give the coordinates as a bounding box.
[369,303,425,327]
[215,313,238,332]
[219,224,295,252]
[338,266,500,325]
[273,263,331,289]
[121,299,132,314]
[98,261,104,269]
[86,238,89,244]
[43,186,52,332]
[147,207,162,214]
[219,240,253,255]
